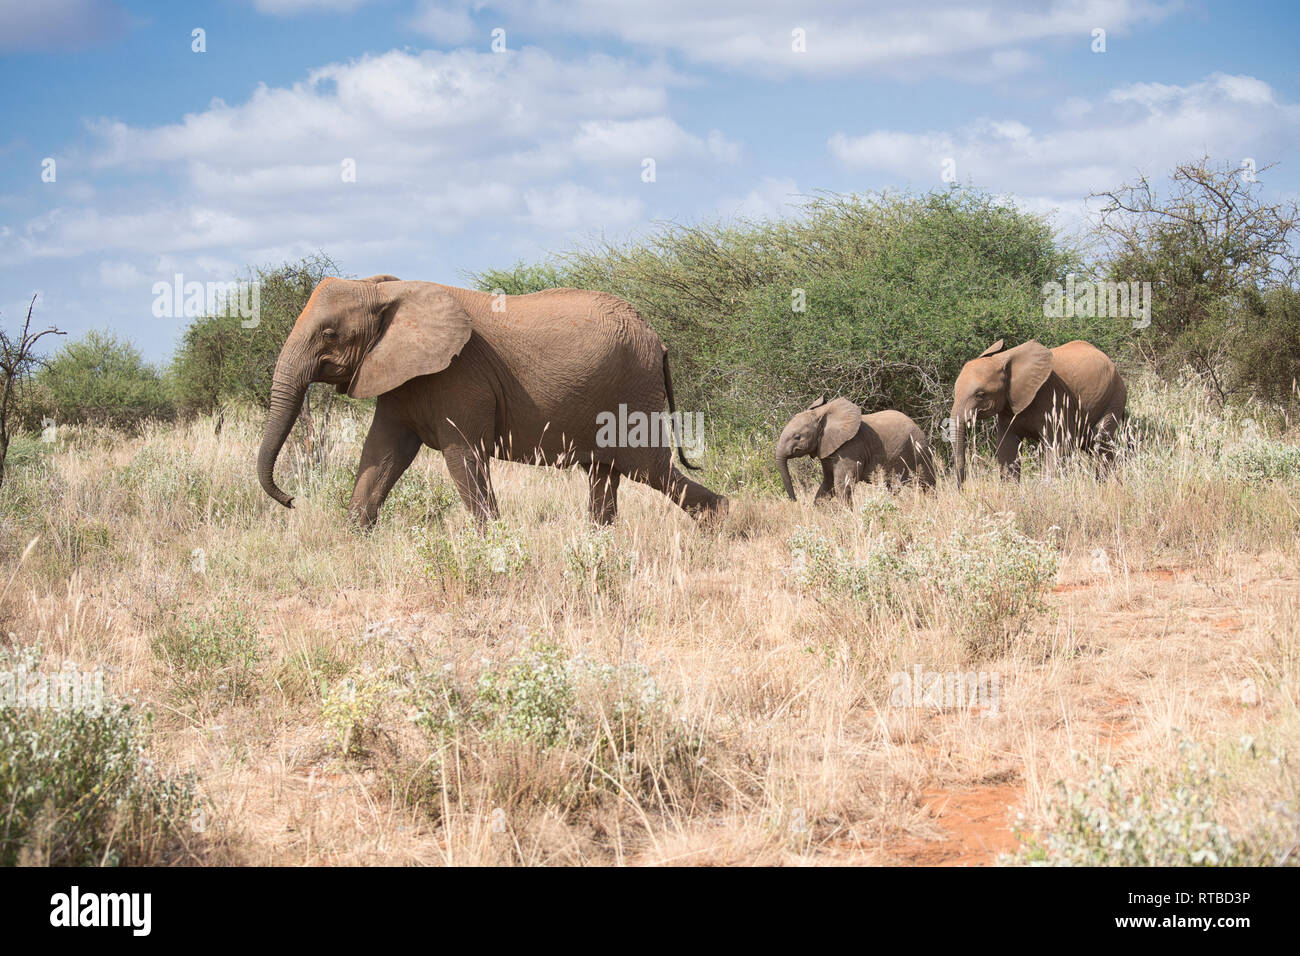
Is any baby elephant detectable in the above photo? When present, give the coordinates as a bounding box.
[775,397,936,503]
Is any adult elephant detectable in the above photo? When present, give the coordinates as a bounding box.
[257,276,727,526]
[950,339,1127,487]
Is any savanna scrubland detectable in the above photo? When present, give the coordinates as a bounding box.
[2,163,1298,866]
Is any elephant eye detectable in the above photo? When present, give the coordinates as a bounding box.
[322,328,338,340]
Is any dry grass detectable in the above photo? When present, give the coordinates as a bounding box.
[1,374,1297,865]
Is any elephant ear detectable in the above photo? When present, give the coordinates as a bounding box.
[815,398,862,458]
[1004,340,1053,415]
[349,283,473,399]
[979,339,1006,357]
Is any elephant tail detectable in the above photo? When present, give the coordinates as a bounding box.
[662,351,700,471]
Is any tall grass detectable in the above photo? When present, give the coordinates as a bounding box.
[0,372,1295,864]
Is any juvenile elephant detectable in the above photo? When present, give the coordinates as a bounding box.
[257,276,727,526]
[775,398,936,503]
[950,339,1127,486]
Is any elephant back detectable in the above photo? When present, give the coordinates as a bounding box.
[1049,341,1126,424]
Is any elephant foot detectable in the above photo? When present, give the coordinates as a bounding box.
[688,495,729,523]
[346,510,380,534]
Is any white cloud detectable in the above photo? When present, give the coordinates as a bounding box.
[522,184,644,230]
[97,260,145,290]
[406,2,477,43]
[828,72,1300,205]
[251,0,374,14]
[571,117,737,164]
[6,48,738,268]
[409,0,1178,78]
[715,176,804,221]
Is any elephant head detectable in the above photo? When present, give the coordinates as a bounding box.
[950,339,1052,486]
[774,397,862,500]
[257,275,472,508]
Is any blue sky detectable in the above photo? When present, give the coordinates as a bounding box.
[2,0,1298,361]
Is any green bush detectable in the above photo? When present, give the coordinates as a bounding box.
[383,469,461,526]
[153,606,263,709]
[29,330,173,429]
[0,645,200,865]
[788,512,1058,644]
[416,522,530,590]
[471,261,571,295]
[411,645,702,798]
[563,526,636,602]
[1017,744,1262,866]
[169,253,346,416]
[473,190,1123,436]
[472,645,577,747]
[1226,434,1300,481]
[321,670,389,756]
[1094,159,1300,408]
[1228,286,1300,410]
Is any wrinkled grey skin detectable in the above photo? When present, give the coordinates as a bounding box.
[775,398,935,504]
[258,276,727,527]
[950,339,1127,487]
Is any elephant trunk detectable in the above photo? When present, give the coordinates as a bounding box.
[952,410,968,488]
[258,355,311,508]
[776,452,797,501]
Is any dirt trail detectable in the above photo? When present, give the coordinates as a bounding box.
[890,784,1022,865]
[881,561,1266,866]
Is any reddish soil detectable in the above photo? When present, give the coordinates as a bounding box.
[1054,566,1195,592]
[1094,695,1137,748]
[889,784,1023,866]
[1142,567,1195,582]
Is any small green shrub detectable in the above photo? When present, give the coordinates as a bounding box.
[416,522,530,590]
[788,513,1058,643]
[30,330,173,429]
[1,433,53,471]
[410,646,703,802]
[564,527,636,602]
[321,671,389,756]
[384,470,461,526]
[857,487,903,526]
[1226,436,1300,481]
[118,444,211,515]
[1017,744,1258,866]
[154,606,262,708]
[473,645,577,747]
[0,644,200,865]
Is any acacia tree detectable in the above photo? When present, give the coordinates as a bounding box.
[1092,157,1300,403]
[0,295,64,488]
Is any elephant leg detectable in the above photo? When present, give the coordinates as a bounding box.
[348,409,422,530]
[914,443,937,489]
[994,428,1022,481]
[645,463,727,519]
[831,457,859,505]
[587,461,620,525]
[813,458,835,503]
[443,442,499,522]
[1093,415,1121,479]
